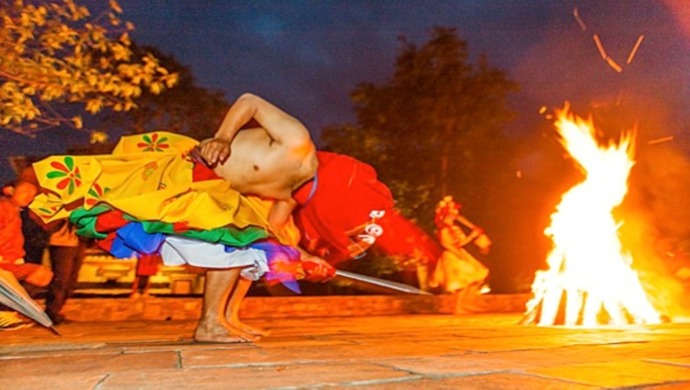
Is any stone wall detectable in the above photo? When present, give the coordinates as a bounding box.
[60,293,530,322]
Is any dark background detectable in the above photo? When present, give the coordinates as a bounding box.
[2,0,689,295]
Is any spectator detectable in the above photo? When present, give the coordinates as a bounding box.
[0,179,53,288]
[21,208,50,267]
[18,165,51,269]
[0,179,52,330]
[45,221,86,324]
[428,196,490,294]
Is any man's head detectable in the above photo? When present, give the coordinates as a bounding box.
[293,151,441,265]
[4,167,40,207]
[5,181,39,207]
[292,151,394,263]
[434,195,461,228]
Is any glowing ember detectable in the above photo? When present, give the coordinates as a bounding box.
[523,105,662,326]
[626,35,645,65]
[647,135,674,145]
[604,57,623,73]
[592,34,623,73]
[573,7,587,31]
[593,34,609,60]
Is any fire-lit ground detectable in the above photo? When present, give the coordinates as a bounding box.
[3,313,690,389]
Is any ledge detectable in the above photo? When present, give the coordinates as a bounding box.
[60,293,530,322]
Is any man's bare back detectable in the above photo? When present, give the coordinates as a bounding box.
[199,93,318,227]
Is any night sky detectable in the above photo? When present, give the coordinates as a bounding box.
[116,0,689,138]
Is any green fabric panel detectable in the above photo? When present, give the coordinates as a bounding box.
[140,221,269,247]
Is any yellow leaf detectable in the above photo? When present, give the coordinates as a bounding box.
[109,0,123,14]
[78,6,90,18]
[150,82,162,95]
[121,85,133,97]
[165,73,179,88]
[85,99,102,114]
[90,131,109,144]
[72,116,83,129]
[119,32,130,45]
[111,44,131,61]
[108,12,121,26]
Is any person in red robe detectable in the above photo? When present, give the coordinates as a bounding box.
[293,151,441,273]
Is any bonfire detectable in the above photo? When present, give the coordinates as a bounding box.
[522,105,662,326]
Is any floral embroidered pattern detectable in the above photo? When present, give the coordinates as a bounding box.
[46,156,81,195]
[36,206,60,217]
[86,183,110,206]
[136,133,170,152]
[142,161,158,181]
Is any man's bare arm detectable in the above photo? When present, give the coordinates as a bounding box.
[200,93,312,165]
[267,198,297,230]
[219,93,311,145]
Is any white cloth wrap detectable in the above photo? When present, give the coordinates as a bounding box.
[160,236,269,281]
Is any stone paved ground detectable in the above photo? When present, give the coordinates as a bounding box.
[2,313,690,389]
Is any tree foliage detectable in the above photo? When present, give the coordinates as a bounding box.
[323,27,519,231]
[0,0,178,134]
[100,46,229,140]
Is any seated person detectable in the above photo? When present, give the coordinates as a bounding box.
[0,179,52,288]
[0,179,53,330]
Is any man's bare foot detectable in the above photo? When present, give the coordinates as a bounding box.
[194,321,257,343]
[227,318,270,337]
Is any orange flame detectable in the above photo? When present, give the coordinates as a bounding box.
[524,105,661,326]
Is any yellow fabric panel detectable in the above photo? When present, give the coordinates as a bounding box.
[29,132,282,236]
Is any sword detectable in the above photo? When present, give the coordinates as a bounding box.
[334,270,432,295]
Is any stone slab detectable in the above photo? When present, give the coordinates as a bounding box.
[356,373,599,389]
[528,360,690,388]
[2,313,690,389]
[99,362,418,389]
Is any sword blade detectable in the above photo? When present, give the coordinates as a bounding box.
[334,270,432,295]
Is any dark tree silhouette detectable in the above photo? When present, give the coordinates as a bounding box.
[323,27,519,233]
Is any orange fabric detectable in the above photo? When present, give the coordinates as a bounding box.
[0,262,46,282]
[135,254,161,276]
[0,197,25,263]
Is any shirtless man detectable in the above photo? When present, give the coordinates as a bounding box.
[194,93,331,343]
[201,93,318,228]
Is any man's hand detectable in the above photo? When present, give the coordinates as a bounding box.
[199,138,232,166]
[301,255,336,282]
